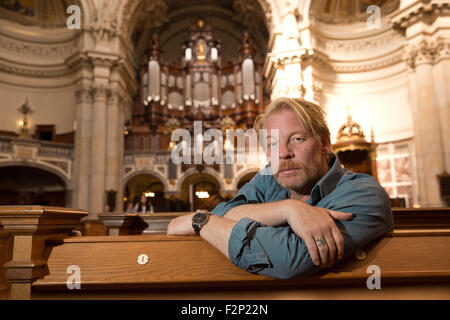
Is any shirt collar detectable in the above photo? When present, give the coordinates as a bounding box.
[307,153,346,205]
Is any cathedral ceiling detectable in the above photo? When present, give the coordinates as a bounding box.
[0,0,81,28]
[128,0,269,67]
[310,0,400,25]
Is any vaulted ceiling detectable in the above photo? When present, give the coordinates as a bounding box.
[129,0,270,67]
[0,0,81,28]
[310,0,400,25]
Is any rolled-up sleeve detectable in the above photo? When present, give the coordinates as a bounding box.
[328,177,394,257]
[228,218,321,279]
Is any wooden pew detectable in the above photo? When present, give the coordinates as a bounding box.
[98,207,450,236]
[98,212,190,235]
[1,206,450,300]
[0,206,87,299]
[391,207,450,228]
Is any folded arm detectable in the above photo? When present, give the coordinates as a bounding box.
[168,175,393,280]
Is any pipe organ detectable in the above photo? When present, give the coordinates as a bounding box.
[127,19,267,152]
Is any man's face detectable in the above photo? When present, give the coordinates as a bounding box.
[265,109,328,195]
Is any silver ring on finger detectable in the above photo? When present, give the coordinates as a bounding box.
[314,237,326,248]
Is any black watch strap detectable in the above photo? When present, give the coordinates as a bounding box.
[192,211,211,235]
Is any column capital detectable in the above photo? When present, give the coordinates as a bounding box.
[107,88,120,105]
[269,48,329,69]
[404,37,450,70]
[93,84,110,102]
[75,85,93,104]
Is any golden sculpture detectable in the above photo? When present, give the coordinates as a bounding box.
[332,109,378,180]
[197,40,205,64]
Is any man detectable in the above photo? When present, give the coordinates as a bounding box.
[168,97,393,280]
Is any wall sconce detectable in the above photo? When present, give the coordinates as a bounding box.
[144,192,155,198]
[124,120,131,136]
[17,98,33,139]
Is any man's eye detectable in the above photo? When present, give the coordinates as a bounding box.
[292,137,304,142]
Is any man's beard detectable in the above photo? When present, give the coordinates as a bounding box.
[274,153,324,195]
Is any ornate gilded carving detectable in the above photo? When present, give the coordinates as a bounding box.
[334,113,371,152]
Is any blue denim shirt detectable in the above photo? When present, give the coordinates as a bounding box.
[211,155,393,280]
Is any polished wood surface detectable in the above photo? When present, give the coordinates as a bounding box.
[30,228,450,299]
[0,231,12,299]
[0,206,87,299]
[2,206,450,300]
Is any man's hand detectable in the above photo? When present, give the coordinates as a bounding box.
[167,213,196,236]
[285,199,354,269]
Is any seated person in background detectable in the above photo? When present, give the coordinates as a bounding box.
[134,194,154,214]
[168,97,393,280]
[126,201,135,213]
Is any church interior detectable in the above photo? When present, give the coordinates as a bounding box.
[0,0,449,300]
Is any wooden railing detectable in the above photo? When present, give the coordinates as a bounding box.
[1,206,450,300]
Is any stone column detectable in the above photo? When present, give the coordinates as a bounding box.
[390,1,450,207]
[300,50,325,105]
[405,40,445,207]
[73,85,93,211]
[431,38,450,172]
[392,0,450,207]
[89,84,109,217]
[265,34,327,103]
[105,88,120,211]
[116,95,127,211]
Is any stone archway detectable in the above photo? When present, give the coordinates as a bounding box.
[124,171,169,212]
[0,164,69,207]
[233,168,260,190]
[178,171,224,212]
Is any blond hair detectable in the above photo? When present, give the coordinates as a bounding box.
[254,97,330,144]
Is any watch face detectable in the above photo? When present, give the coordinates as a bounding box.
[193,211,208,225]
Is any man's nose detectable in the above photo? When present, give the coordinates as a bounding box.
[279,142,294,159]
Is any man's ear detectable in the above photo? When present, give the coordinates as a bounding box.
[320,135,331,155]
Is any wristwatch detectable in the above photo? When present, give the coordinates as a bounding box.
[192,211,211,235]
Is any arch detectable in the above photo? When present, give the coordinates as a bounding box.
[176,167,225,194]
[118,0,276,43]
[124,168,169,192]
[232,167,261,190]
[79,0,95,29]
[0,160,71,189]
[0,163,70,207]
